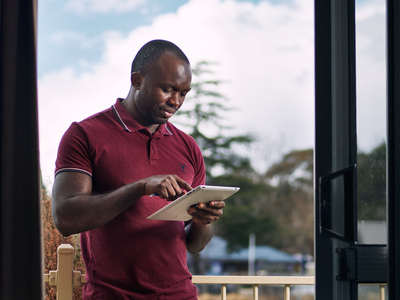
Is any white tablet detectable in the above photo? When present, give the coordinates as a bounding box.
[147,185,240,221]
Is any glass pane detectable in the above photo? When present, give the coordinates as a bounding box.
[356,0,387,244]
[359,284,386,300]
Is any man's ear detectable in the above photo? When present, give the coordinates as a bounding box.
[131,72,142,89]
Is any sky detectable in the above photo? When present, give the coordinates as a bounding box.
[37,0,386,188]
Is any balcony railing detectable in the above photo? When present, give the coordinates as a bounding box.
[43,244,385,300]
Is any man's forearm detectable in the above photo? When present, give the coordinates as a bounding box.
[186,222,213,254]
[52,180,146,236]
[53,172,193,236]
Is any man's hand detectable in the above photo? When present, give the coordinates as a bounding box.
[187,200,225,226]
[143,174,192,201]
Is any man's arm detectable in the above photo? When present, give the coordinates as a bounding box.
[52,172,192,236]
[185,201,225,253]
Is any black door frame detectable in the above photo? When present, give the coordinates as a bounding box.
[315,0,400,298]
[387,0,400,298]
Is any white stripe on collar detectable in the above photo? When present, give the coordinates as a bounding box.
[165,123,173,135]
[112,105,131,132]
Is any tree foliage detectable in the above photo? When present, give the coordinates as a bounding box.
[210,173,279,252]
[263,149,314,254]
[211,149,314,255]
[176,61,255,178]
[175,62,314,255]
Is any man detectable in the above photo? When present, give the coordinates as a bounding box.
[52,40,225,299]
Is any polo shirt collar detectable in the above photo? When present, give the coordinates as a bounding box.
[112,98,173,136]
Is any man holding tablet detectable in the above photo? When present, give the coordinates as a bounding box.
[52,40,226,299]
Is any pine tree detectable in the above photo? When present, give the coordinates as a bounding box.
[175,62,277,253]
[175,61,255,179]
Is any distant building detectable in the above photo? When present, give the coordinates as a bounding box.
[188,236,300,276]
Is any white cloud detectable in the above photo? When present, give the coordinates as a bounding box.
[51,30,122,52]
[64,0,145,14]
[38,0,385,187]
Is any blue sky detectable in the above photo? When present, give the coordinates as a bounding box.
[38,0,195,75]
[37,0,386,187]
[38,0,272,76]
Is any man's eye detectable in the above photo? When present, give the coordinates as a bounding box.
[162,88,172,93]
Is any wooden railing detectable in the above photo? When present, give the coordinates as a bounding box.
[43,244,385,300]
[192,275,314,300]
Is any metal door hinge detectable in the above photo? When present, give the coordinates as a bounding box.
[336,247,357,281]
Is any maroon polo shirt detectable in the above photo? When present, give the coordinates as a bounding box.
[55,98,205,299]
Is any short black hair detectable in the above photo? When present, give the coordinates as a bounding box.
[131,40,190,75]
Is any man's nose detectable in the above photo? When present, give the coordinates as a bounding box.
[168,92,181,107]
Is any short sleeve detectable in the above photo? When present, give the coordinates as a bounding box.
[55,122,93,177]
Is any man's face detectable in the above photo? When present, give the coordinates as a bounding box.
[134,53,192,128]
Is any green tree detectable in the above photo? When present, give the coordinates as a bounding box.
[177,61,316,256]
[176,61,255,178]
[175,61,278,253]
[211,174,278,252]
[262,149,314,255]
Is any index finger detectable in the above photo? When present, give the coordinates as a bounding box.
[164,176,193,201]
[174,176,192,194]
